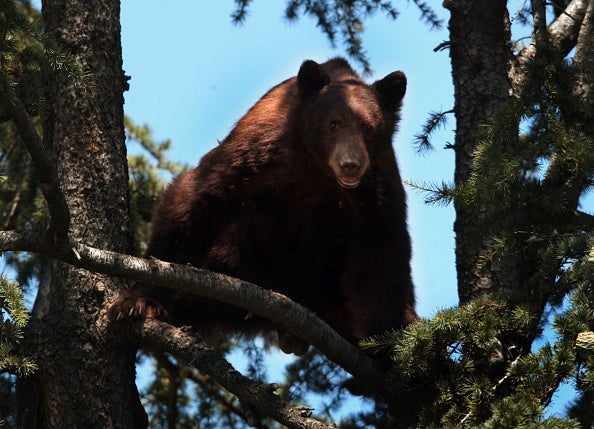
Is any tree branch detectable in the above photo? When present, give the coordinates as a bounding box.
[4,96,70,243]
[185,366,268,429]
[138,319,335,429]
[548,0,590,53]
[530,0,550,48]
[517,0,589,61]
[0,229,388,396]
[572,0,594,103]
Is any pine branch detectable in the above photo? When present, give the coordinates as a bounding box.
[3,95,70,243]
[0,276,37,376]
[413,109,453,154]
[404,179,456,207]
[410,0,443,30]
[543,1,594,215]
[0,229,388,398]
[138,319,337,429]
[231,0,253,24]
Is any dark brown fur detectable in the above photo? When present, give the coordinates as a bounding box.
[110,58,416,354]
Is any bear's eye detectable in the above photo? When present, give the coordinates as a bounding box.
[329,121,338,131]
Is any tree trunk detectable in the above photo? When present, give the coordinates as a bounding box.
[18,0,146,426]
[445,0,594,364]
[445,0,516,303]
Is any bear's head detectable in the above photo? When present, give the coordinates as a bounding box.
[297,58,406,189]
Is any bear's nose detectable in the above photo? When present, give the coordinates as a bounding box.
[340,159,361,177]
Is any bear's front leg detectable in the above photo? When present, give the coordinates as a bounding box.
[341,229,417,342]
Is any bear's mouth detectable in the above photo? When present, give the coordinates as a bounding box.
[338,175,361,189]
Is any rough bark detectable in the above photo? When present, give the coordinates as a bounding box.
[444,0,515,303]
[17,0,146,427]
[572,0,594,117]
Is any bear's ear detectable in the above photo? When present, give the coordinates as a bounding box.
[297,60,330,94]
[373,71,407,106]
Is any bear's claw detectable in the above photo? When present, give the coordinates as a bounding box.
[107,290,168,322]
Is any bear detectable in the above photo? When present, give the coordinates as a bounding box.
[110,57,416,355]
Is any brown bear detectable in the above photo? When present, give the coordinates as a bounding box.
[111,57,416,355]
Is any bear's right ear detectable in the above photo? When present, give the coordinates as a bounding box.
[373,71,407,107]
[297,60,330,94]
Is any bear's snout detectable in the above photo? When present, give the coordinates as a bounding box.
[330,140,370,189]
[340,158,362,178]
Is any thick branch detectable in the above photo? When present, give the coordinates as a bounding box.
[548,0,590,53]
[4,97,70,242]
[0,229,387,396]
[139,319,335,429]
[518,0,589,61]
[573,0,594,95]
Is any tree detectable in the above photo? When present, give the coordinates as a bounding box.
[1,0,594,428]
[3,0,146,426]
[390,0,594,426]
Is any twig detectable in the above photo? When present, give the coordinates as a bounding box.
[493,353,522,392]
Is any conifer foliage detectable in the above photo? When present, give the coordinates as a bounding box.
[397,1,594,427]
[1,0,594,428]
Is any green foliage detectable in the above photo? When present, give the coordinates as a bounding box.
[358,296,584,427]
[140,343,282,429]
[0,277,35,376]
[416,49,594,227]
[280,349,354,423]
[0,1,46,229]
[0,119,50,287]
[0,0,93,116]
[0,0,94,287]
[0,276,36,428]
[1,4,186,423]
[371,45,594,427]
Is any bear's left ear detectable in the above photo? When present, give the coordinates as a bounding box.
[373,71,407,107]
[298,60,330,94]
